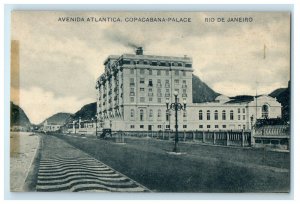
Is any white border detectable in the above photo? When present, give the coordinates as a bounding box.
[1,1,298,202]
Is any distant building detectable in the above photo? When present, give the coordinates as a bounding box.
[96,48,282,132]
[43,120,61,132]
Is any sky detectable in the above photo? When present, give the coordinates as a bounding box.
[10,11,291,124]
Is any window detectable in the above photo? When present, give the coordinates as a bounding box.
[230,110,234,120]
[140,78,145,84]
[166,70,169,75]
[166,112,169,121]
[183,125,187,129]
[238,115,241,120]
[130,97,134,103]
[243,125,246,130]
[140,109,144,121]
[149,109,153,118]
[199,125,203,128]
[158,125,162,129]
[215,125,219,128]
[207,110,211,120]
[149,97,153,102]
[207,125,211,129]
[149,69,152,75]
[130,78,135,86]
[199,110,203,120]
[148,79,153,87]
[243,115,246,120]
[166,125,170,129]
[158,109,162,119]
[140,69,145,74]
[140,88,145,92]
[130,109,135,118]
[182,71,186,76]
[149,88,153,92]
[157,98,162,103]
[183,111,187,118]
[130,69,134,74]
[238,108,240,113]
[214,110,218,120]
[174,79,179,85]
[222,125,226,128]
[262,105,269,118]
[157,70,161,75]
[175,70,179,75]
[140,125,144,129]
[243,108,245,113]
[140,97,145,103]
[130,125,135,129]
[222,110,226,120]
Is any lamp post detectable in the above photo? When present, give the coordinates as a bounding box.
[166,91,187,152]
[95,114,98,137]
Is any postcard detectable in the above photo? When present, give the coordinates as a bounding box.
[10,11,290,193]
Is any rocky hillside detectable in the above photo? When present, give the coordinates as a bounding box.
[10,102,31,127]
[192,74,220,103]
[40,112,72,125]
[269,81,290,123]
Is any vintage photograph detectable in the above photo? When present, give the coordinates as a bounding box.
[10,11,290,193]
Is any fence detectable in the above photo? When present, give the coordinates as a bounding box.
[119,130,251,147]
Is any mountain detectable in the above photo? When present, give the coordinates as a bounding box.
[269,81,290,123]
[192,74,220,103]
[72,102,97,121]
[10,102,31,127]
[41,112,72,125]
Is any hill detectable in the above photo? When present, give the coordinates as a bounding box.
[41,112,72,125]
[10,102,31,127]
[72,102,97,121]
[192,74,220,103]
[269,81,290,123]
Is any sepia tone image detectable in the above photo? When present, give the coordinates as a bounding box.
[10,11,291,193]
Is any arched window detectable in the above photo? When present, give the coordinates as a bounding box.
[262,104,269,118]
[166,111,169,121]
[207,110,211,120]
[140,109,144,121]
[230,110,234,120]
[214,110,218,120]
[199,110,203,120]
[149,109,153,118]
[130,109,134,118]
[222,110,226,120]
[157,109,162,121]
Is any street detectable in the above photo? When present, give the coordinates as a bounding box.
[29,133,290,193]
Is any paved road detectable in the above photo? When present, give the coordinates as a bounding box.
[54,133,290,193]
[36,134,149,192]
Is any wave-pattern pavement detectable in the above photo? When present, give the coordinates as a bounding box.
[36,136,149,192]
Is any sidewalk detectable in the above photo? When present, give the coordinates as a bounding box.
[10,132,40,192]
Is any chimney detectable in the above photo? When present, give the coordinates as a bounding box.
[136,47,143,55]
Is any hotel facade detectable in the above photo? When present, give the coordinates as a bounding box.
[96,48,282,132]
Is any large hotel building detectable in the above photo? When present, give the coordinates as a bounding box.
[96,48,282,132]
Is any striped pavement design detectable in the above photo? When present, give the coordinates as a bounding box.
[36,136,149,192]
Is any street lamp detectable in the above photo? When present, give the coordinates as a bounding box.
[166,91,187,152]
[95,114,98,137]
